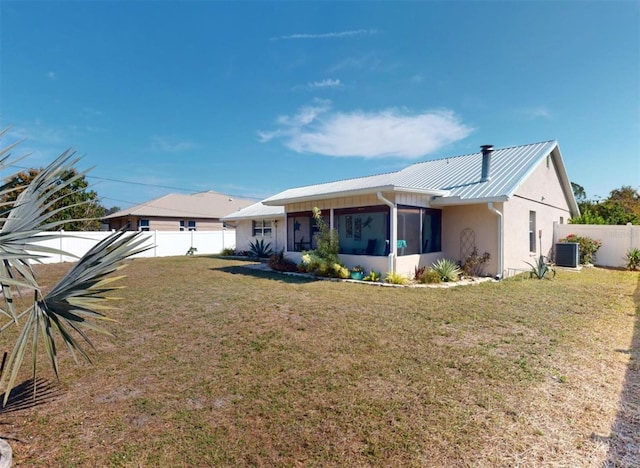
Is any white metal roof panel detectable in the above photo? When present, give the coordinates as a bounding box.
[221,202,285,221]
[263,141,560,205]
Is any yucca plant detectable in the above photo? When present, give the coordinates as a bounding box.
[0,130,151,405]
[431,258,462,282]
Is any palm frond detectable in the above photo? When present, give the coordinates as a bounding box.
[0,230,152,405]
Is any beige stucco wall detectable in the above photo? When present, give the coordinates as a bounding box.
[502,155,572,271]
[439,204,500,276]
[233,218,286,254]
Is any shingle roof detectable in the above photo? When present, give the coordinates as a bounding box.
[262,141,577,214]
[103,191,256,220]
[221,202,285,221]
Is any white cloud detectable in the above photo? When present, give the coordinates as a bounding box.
[273,29,377,40]
[150,136,197,153]
[308,79,342,89]
[258,101,473,159]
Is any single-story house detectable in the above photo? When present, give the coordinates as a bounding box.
[223,141,580,278]
[104,191,256,232]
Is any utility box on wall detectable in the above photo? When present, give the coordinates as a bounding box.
[556,242,579,268]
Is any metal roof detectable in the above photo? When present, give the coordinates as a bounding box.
[262,141,577,214]
[103,191,256,220]
[221,202,285,221]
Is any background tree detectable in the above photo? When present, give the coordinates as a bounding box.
[570,183,640,225]
[1,167,104,230]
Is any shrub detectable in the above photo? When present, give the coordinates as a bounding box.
[249,239,273,258]
[220,247,236,256]
[351,265,365,273]
[267,249,298,272]
[461,248,491,277]
[414,265,426,280]
[384,272,409,285]
[431,258,462,282]
[559,234,602,265]
[300,208,347,278]
[363,270,381,282]
[417,269,441,284]
[626,247,640,271]
[525,255,556,280]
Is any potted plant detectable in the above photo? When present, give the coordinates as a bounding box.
[350,265,365,280]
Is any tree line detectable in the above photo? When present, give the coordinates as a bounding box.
[570,183,640,225]
[1,168,120,231]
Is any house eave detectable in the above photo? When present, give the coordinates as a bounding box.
[430,195,510,207]
[263,186,450,206]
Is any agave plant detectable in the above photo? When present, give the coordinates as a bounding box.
[0,131,151,404]
[248,239,273,258]
[525,255,556,280]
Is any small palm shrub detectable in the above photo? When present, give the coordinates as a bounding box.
[431,258,461,282]
[267,249,298,272]
[417,268,441,284]
[385,271,409,285]
[249,239,273,258]
[0,132,151,404]
[626,247,640,271]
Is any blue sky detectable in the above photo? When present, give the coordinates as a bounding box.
[1,1,638,209]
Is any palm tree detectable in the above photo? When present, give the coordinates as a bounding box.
[0,129,151,405]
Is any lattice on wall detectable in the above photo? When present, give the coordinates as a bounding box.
[460,228,475,261]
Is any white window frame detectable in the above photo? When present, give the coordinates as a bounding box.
[138,219,150,231]
[529,211,536,252]
[252,219,272,237]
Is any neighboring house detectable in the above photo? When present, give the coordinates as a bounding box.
[104,191,255,232]
[225,141,579,278]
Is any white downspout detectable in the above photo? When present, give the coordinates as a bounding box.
[488,202,503,279]
[377,192,396,273]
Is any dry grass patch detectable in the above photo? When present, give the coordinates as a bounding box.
[0,257,637,466]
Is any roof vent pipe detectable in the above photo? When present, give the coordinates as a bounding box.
[480,145,494,182]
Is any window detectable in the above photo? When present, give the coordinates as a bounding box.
[180,220,196,231]
[252,219,272,237]
[529,211,536,252]
[138,219,150,231]
[287,211,330,252]
[334,206,389,256]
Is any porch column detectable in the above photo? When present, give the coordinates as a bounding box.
[377,192,396,273]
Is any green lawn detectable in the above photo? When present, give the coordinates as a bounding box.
[1,256,638,467]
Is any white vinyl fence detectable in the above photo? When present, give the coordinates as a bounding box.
[553,222,640,268]
[31,230,237,264]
